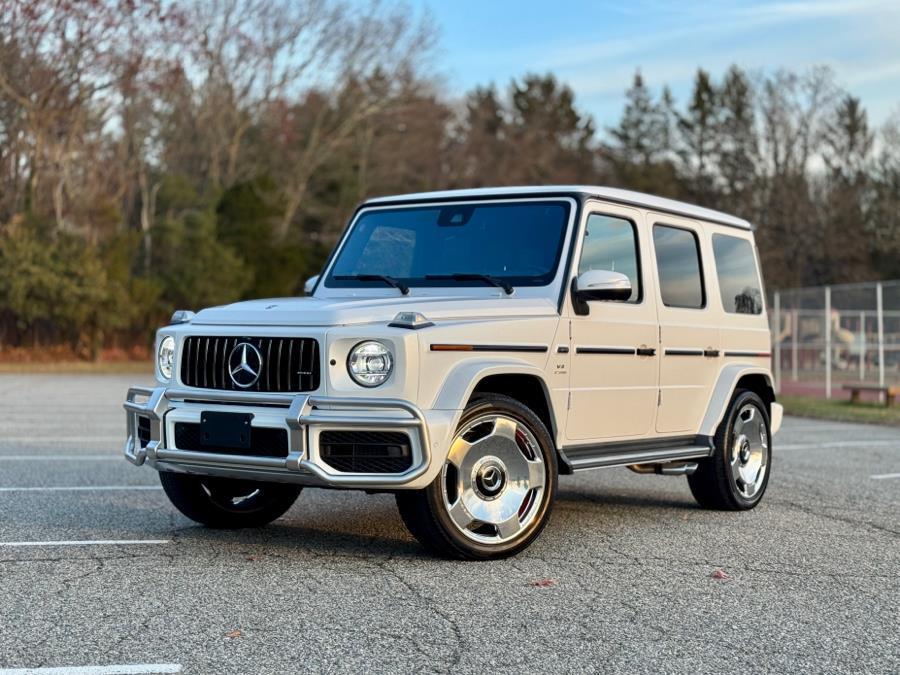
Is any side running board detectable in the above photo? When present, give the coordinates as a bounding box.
[558,436,714,473]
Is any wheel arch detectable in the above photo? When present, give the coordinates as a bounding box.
[699,364,775,437]
[469,374,556,438]
[431,360,562,441]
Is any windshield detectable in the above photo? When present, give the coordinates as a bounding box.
[324,200,571,290]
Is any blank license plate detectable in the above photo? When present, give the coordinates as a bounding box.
[200,412,254,450]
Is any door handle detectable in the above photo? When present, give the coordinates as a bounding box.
[636,347,656,357]
[703,349,720,357]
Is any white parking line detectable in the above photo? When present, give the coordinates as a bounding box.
[778,440,899,450]
[0,436,122,443]
[0,486,160,492]
[871,472,900,480]
[0,665,182,674]
[0,456,119,461]
[0,539,170,547]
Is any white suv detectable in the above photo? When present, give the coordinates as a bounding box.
[124,186,783,559]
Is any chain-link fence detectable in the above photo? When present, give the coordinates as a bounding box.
[769,280,900,399]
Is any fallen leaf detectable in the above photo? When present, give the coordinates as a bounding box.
[225,629,243,639]
[530,578,556,588]
[711,569,729,580]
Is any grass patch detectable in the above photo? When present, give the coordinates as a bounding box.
[780,394,900,427]
[0,361,152,374]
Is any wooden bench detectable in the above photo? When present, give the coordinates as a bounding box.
[842,383,898,406]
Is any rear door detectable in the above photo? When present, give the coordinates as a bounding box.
[711,229,771,373]
[650,216,721,434]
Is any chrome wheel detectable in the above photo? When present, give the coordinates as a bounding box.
[730,404,769,499]
[441,413,547,545]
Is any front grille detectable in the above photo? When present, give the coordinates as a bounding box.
[320,431,412,474]
[173,422,289,458]
[180,336,319,392]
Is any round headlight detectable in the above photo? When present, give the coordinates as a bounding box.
[157,336,176,380]
[347,341,393,387]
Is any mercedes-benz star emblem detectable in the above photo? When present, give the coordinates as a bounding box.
[228,342,263,388]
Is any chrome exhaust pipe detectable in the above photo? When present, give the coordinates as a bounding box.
[628,461,699,476]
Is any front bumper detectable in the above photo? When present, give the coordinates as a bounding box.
[123,386,435,489]
[770,402,784,435]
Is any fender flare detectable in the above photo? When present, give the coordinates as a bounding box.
[431,358,559,432]
[699,363,775,437]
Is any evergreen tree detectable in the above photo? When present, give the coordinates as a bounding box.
[818,95,874,282]
[607,71,679,195]
[717,66,758,216]
[507,74,597,183]
[678,69,721,206]
[822,95,873,181]
[448,85,509,187]
[870,113,900,278]
[608,71,662,166]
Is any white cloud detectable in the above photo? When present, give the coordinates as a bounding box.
[844,61,900,87]
[736,0,894,20]
[531,0,900,124]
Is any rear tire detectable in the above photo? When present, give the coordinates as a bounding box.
[688,389,771,510]
[159,471,302,528]
[396,394,557,560]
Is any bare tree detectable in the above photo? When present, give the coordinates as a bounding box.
[0,0,170,234]
[264,3,434,238]
[176,0,342,190]
[758,66,839,180]
[755,67,840,285]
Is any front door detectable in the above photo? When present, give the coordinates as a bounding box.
[565,203,659,442]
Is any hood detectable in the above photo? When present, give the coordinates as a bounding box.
[191,294,558,326]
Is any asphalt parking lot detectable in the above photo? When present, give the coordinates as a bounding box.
[0,374,897,674]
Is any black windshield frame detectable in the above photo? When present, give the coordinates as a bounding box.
[323,199,573,291]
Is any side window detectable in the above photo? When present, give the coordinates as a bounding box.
[712,234,763,314]
[578,214,641,302]
[653,224,705,309]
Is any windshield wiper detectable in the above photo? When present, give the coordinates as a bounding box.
[334,274,410,295]
[425,273,514,295]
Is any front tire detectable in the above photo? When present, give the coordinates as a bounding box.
[396,394,557,560]
[159,471,302,528]
[688,389,771,510]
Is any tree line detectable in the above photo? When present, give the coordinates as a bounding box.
[1,0,898,356]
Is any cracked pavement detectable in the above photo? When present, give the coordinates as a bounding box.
[0,374,898,674]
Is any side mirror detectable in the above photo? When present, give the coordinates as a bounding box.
[304,274,320,296]
[572,270,632,314]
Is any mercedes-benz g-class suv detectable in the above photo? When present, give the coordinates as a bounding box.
[124,186,782,560]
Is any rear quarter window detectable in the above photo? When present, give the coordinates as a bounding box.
[712,234,763,314]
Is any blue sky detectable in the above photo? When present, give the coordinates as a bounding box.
[412,0,900,129]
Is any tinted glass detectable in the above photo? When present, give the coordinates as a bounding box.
[326,201,570,289]
[578,214,640,302]
[713,234,763,314]
[350,225,416,277]
[653,225,705,308]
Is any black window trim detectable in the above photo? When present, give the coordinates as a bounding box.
[652,222,707,310]
[577,210,644,305]
[711,232,765,315]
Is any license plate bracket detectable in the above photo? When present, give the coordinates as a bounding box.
[200,412,254,450]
